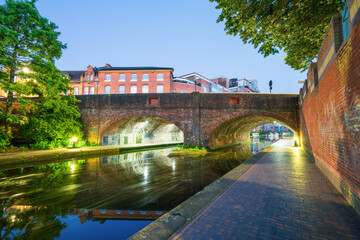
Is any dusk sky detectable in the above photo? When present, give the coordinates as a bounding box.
[4,0,307,94]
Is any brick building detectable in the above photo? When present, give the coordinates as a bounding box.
[173,72,230,93]
[64,64,174,95]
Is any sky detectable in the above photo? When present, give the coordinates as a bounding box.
[3,0,307,94]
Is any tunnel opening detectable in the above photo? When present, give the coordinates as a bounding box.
[100,116,184,147]
[250,122,295,154]
[210,115,297,150]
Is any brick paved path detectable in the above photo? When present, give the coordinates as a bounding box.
[175,140,360,240]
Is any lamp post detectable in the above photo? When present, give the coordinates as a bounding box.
[71,137,78,148]
[269,80,273,93]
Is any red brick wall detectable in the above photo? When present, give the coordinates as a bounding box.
[77,93,299,149]
[300,4,360,212]
[98,70,173,94]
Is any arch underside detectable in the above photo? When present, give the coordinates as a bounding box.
[210,115,295,149]
[101,116,184,146]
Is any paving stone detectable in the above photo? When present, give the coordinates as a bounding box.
[175,140,360,239]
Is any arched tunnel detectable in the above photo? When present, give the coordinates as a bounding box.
[210,115,296,149]
[100,116,184,146]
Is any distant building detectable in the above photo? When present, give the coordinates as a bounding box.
[168,72,230,93]
[253,123,291,134]
[228,78,260,93]
[63,64,174,95]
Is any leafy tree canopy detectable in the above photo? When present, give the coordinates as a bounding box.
[209,0,343,71]
[0,0,82,149]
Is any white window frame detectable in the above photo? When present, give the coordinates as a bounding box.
[119,86,125,94]
[90,74,93,80]
[119,74,125,81]
[90,87,95,95]
[131,74,137,81]
[105,86,111,94]
[157,73,164,81]
[157,85,163,93]
[142,85,149,93]
[142,74,149,81]
[131,85,137,93]
[203,86,208,93]
[74,87,79,95]
[105,74,111,82]
[84,87,89,95]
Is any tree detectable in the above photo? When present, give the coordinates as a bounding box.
[0,0,82,148]
[209,0,343,71]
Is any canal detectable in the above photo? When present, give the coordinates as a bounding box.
[0,138,278,239]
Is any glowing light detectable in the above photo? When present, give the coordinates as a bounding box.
[71,137,78,142]
[22,67,30,73]
[294,136,300,146]
[143,166,149,180]
[71,164,76,172]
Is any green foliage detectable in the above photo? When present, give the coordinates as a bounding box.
[209,0,343,71]
[0,0,83,149]
[19,95,83,149]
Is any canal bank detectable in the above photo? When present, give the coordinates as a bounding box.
[0,141,182,167]
[130,139,360,239]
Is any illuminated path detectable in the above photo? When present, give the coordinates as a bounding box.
[173,140,360,239]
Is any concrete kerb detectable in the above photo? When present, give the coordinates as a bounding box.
[129,145,274,240]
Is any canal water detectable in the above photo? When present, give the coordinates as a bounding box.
[0,138,277,239]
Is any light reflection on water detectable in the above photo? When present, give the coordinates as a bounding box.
[0,138,276,239]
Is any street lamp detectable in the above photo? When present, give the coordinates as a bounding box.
[269,80,273,93]
[71,137,78,148]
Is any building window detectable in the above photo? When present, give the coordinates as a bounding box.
[342,1,349,41]
[74,87,79,95]
[203,86,208,93]
[90,87,94,94]
[86,74,89,81]
[119,74,125,81]
[105,74,111,81]
[155,211,163,215]
[157,85,163,93]
[100,209,106,214]
[128,210,135,214]
[131,85,137,93]
[84,87,89,95]
[115,210,122,214]
[140,211,147,215]
[90,74,93,80]
[143,74,149,81]
[131,74,137,81]
[105,86,111,94]
[119,86,125,94]
[180,90,188,93]
[142,85,149,93]
[157,73,164,81]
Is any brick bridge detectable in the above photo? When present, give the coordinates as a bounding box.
[77,93,299,149]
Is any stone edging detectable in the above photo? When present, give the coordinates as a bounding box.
[0,143,180,168]
[129,146,274,240]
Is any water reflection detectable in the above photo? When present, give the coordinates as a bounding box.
[0,139,275,239]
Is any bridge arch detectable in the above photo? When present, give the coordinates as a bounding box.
[100,115,184,146]
[209,111,298,149]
